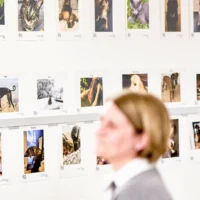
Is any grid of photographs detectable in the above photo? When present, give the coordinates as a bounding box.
[0,0,4,25]
[127,0,149,30]
[0,78,19,113]
[62,125,81,165]
[122,74,148,93]
[161,72,181,103]
[24,129,45,174]
[192,122,200,149]
[95,0,113,32]
[163,119,179,158]
[37,79,64,110]
[58,0,79,32]
[0,133,2,176]
[193,0,200,32]
[165,0,181,32]
[80,77,103,107]
[18,0,44,32]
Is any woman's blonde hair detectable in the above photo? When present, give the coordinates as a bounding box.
[112,90,170,163]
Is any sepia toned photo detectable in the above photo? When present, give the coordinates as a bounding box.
[192,122,200,149]
[24,129,45,174]
[80,77,103,107]
[193,0,200,32]
[163,119,179,158]
[95,0,113,32]
[0,78,19,113]
[37,79,64,110]
[127,0,149,30]
[63,125,81,165]
[122,74,148,93]
[0,0,5,25]
[0,133,2,176]
[97,156,109,165]
[18,0,44,31]
[165,0,181,32]
[161,72,180,103]
[59,0,79,32]
[196,74,200,100]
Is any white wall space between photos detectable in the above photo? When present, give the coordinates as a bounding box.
[0,0,199,200]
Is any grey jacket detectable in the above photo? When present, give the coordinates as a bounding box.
[113,168,173,200]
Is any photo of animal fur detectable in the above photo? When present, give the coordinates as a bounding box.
[62,125,81,165]
[165,0,181,32]
[0,78,19,113]
[80,77,103,107]
[0,0,5,25]
[161,72,181,103]
[37,79,64,110]
[24,129,45,174]
[122,74,148,93]
[0,133,2,176]
[95,0,113,32]
[192,122,200,149]
[59,0,79,31]
[127,0,149,29]
[163,119,179,158]
[18,0,44,31]
[196,74,200,100]
[97,156,109,165]
[193,0,200,32]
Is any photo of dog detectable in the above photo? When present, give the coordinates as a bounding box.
[165,0,181,32]
[0,133,2,176]
[122,74,148,93]
[59,0,79,31]
[95,0,113,32]
[80,77,103,107]
[97,156,109,165]
[161,72,180,103]
[62,125,81,165]
[192,122,200,149]
[37,79,64,110]
[0,78,19,113]
[24,129,45,174]
[127,0,149,29]
[163,119,179,158]
[0,0,5,25]
[193,0,200,32]
[196,74,200,100]
[18,0,44,31]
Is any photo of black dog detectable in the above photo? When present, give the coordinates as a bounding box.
[166,0,180,32]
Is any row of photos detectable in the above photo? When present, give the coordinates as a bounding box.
[0,115,200,183]
[0,0,200,40]
[0,71,199,114]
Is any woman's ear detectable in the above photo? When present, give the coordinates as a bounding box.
[134,132,149,152]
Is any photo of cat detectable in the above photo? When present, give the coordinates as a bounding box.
[165,0,181,32]
[18,0,44,31]
[0,0,5,25]
[193,0,200,32]
[127,0,149,29]
[58,0,79,32]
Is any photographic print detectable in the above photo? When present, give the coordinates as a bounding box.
[0,0,5,25]
[192,122,200,149]
[58,0,79,32]
[95,0,113,32]
[196,74,200,100]
[37,79,64,110]
[18,0,44,31]
[24,129,44,174]
[97,156,109,165]
[80,77,103,107]
[0,133,2,176]
[161,72,181,103]
[0,78,19,113]
[62,125,81,165]
[193,0,200,32]
[165,0,181,32]
[127,0,149,30]
[122,74,148,93]
[163,119,179,158]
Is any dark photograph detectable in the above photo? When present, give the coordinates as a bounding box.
[0,0,5,25]
[192,122,200,149]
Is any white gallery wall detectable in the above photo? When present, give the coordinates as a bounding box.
[0,0,200,200]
